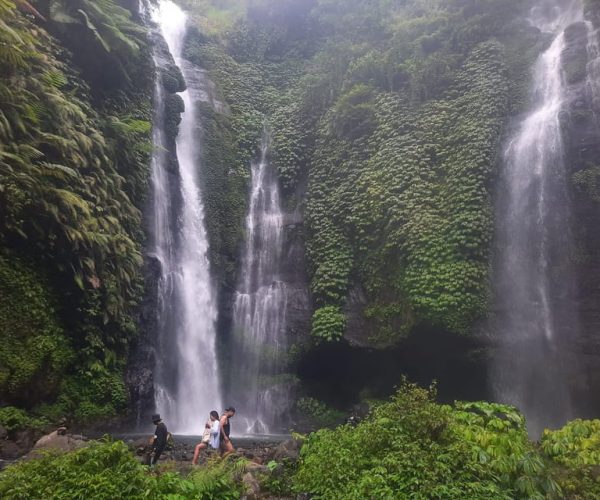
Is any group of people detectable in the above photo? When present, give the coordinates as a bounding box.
[147,407,237,466]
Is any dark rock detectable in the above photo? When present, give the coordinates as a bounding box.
[28,429,87,457]
[273,439,301,462]
[241,471,262,499]
[161,63,186,94]
[0,440,23,460]
[14,429,36,451]
[0,425,7,440]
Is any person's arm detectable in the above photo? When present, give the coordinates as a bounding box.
[150,425,159,448]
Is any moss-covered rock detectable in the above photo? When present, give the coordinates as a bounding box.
[164,93,185,141]
[161,63,186,94]
[0,257,72,406]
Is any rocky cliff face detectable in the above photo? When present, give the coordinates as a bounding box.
[561,11,600,417]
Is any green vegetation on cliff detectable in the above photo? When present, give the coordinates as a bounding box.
[0,0,152,420]
[179,0,540,344]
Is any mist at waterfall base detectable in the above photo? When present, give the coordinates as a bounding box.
[149,0,221,434]
[491,0,588,437]
[226,134,291,435]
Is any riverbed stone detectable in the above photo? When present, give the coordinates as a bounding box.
[273,438,301,462]
[28,428,87,456]
[241,472,261,499]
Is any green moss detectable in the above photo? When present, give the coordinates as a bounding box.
[573,165,600,202]
[0,256,72,406]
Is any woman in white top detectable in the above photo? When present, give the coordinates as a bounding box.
[192,411,220,465]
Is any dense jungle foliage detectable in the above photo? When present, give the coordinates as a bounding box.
[179,0,547,348]
[0,0,152,422]
[2,385,600,499]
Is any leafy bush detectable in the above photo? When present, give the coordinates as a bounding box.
[296,397,344,426]
[311,305,346,342]
[541,420,600,499]
[450,402,559,498]
[542,419,600,466]
[0,407,47,435]
[0,440,197,499]
[0,439,250,500]
[188,455,248,499]
[293,382,559,499]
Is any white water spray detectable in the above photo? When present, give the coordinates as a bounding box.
[150,0,221,434]
[230,132,290,434]
[492,0,583,436]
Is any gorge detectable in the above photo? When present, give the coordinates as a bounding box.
[4,0,600,495]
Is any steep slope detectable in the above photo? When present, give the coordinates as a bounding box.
[0,0,152,422]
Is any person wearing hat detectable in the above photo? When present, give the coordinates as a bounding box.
[219,407,236,455]
[150,413,168,466]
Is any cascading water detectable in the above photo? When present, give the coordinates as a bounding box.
[586,20,600,121]
[229,132,290,434]
[149,0,221,434]
[492,0,583,436]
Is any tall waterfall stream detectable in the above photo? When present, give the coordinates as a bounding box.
[492,0,584,436]
[229,132,290,435]
[150,0,221,434]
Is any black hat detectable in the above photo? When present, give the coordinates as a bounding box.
[152,414,161,422]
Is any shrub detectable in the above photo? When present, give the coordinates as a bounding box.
[311,305,345,342]
[293,382,559,499]
[0,440,197,499]
[0,407,47,436]
[296,397,344,426]
[188,455,248,499]
[542,420,600,499]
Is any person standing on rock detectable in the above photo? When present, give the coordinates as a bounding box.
[192,411,220,465]
[220,407,236,456]
[149,413,168,467]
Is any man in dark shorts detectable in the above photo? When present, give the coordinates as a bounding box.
[149,413,168,466]
[220,407,236,455]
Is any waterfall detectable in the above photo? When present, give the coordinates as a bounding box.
[229,131,290,435]
[149,0,221,434]
[586,20,600,121]
[492,0,583,436]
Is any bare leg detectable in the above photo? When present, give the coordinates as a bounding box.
[221,439,234,457]
[192,442,207,465]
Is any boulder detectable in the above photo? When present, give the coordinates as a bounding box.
[273,439,301,462]
[29,428,87,456]
[0,440,23,460]
[244,461,268,474]
[241,472,261,499]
